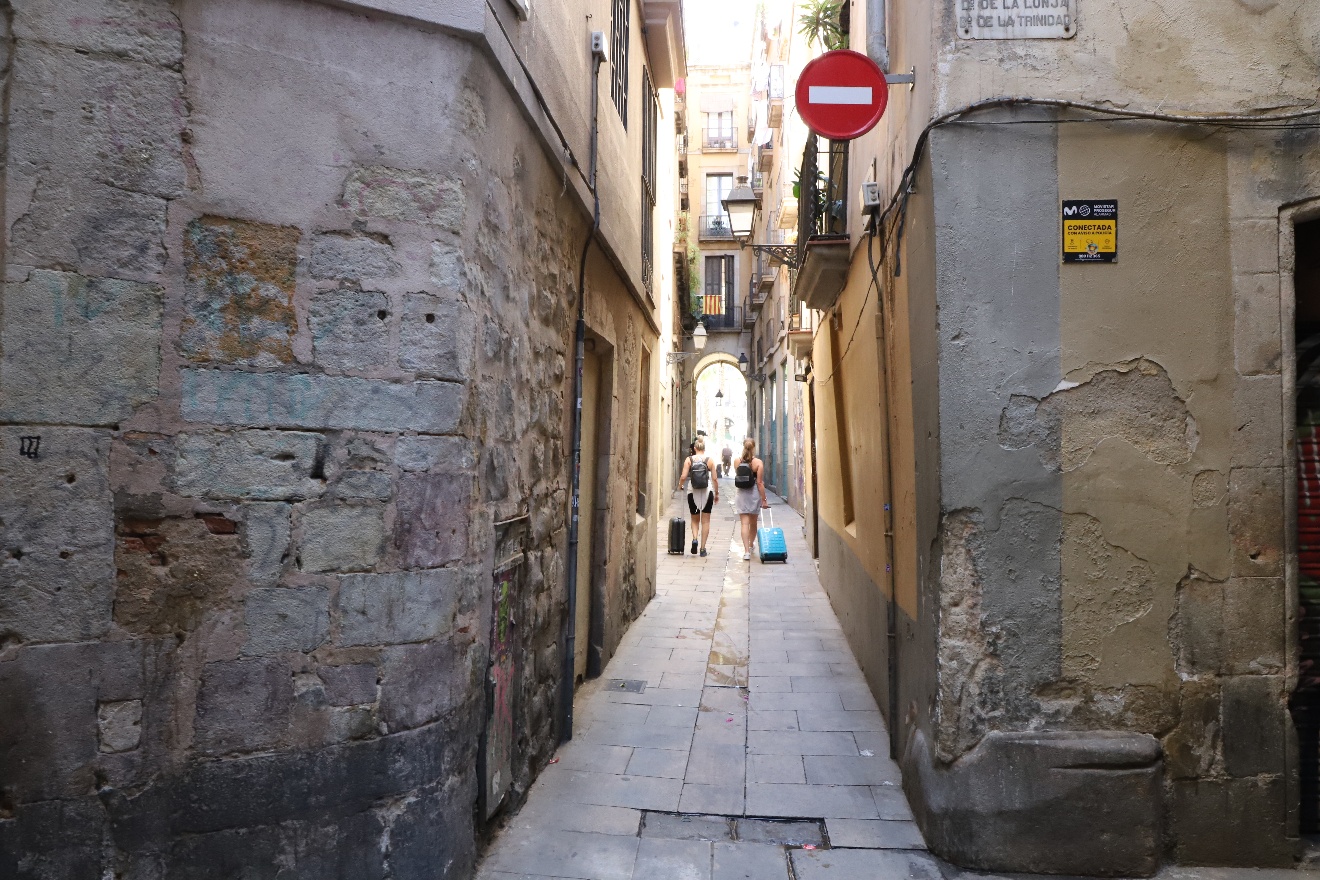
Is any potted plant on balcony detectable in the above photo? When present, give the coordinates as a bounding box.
[798,0,847,51]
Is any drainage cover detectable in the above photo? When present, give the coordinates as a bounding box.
[606,679,647,693]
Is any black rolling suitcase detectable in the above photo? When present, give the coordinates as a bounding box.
[667,517,686,555]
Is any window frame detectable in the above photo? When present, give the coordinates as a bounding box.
[610,0,630,125]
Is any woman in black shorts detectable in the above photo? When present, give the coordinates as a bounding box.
[677,438,719,557]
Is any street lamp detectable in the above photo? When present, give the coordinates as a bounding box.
[722,175,800,269]
[721,176,760,244]
[666,323,709,365]
[737,352,749,373]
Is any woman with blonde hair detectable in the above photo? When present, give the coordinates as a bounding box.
[677,437,719,557]
[732,438,769,561]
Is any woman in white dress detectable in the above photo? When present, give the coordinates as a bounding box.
[732,438,769,561]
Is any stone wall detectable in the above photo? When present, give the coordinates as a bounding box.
[0,0,659,875]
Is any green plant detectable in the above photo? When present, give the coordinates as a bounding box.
[792,165,828,218]
[686,244,700,300]
[798,0,845,51]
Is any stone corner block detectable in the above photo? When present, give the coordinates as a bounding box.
[309,288,390,373]
[299,506,385,573]
[175,431,325,501]
[337,569,463,647]
[310,232,401,281]
[0,270,163,425]
[399,292,474,381]
[395,436,475,473]
[242,586,331,656]
[1227,467,1284,579]
[97,700,143,753]
[181,369,466,434]
[181,216,300,368]
[341,166,465,231]
[905,728,1162,877]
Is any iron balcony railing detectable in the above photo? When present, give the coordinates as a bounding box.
[703,129,738,151]
[741,295,757,327]
[796,131,849,266]
[702,307,743,332]
[788,309,817,334]
[699,213,734,240]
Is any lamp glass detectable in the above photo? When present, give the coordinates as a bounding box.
[737,352,748,373]
[693,323,708,351]
[721,177,760,243]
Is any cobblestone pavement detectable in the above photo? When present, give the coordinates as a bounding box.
[476,494,1317,880]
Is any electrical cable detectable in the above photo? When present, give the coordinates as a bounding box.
[808,94,1320,386]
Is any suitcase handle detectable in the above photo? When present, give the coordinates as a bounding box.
[763,508,773,529]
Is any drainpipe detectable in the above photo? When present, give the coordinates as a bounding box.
[561,44,604,744]
[867,222,901,761]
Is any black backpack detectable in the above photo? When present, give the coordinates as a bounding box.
[734,461,755,489]
[689,457,710,490]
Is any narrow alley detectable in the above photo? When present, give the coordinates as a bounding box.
[477,493,926,879]
[477,494,1318,880]
[6,1,1320,877]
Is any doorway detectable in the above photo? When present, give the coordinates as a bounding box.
[575,346,603,683]
[1293,216,1320,833]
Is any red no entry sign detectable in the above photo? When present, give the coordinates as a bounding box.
[795,50,890,141]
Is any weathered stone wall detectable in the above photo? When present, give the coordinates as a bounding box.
[0,0,659,875]
[906,115,1320,871]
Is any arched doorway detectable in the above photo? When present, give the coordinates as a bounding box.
[693,356,748,472]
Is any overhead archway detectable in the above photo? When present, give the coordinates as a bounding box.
[692,358,748,466]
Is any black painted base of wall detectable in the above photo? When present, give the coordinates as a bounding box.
[0,719,478,880]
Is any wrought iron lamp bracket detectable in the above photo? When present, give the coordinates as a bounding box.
[749,244,799,269]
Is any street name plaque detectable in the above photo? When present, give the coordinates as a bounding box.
[957,0,1076,39]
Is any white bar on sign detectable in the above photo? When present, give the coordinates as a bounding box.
[808,86,872,105]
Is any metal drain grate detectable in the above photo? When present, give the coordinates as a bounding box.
[639,811,828,848]
[605,679,647,693]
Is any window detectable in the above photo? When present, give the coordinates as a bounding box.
[641,71,658,202]
[703,255,734,314]
[610,0,629,124]
[641,69,658,295]
[704,111,735,149]
[708,111,733,136]
[704,173,732,217]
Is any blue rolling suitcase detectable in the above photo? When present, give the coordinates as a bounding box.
[757,509,788,563]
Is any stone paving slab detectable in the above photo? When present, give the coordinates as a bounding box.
[477,493,1297,879]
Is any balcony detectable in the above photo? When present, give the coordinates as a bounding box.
[754,252,778,299]
[794,132,850,311]
[702,130,738,151]
[741,296,757,328]
[768,65,785,127]
[702,307,744,333]
[752,171,765,194]
[788,306,817,360]
[747,277,766,314]
[642,0,684,89]
[698,213,734,241]
[757,140,775,172]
